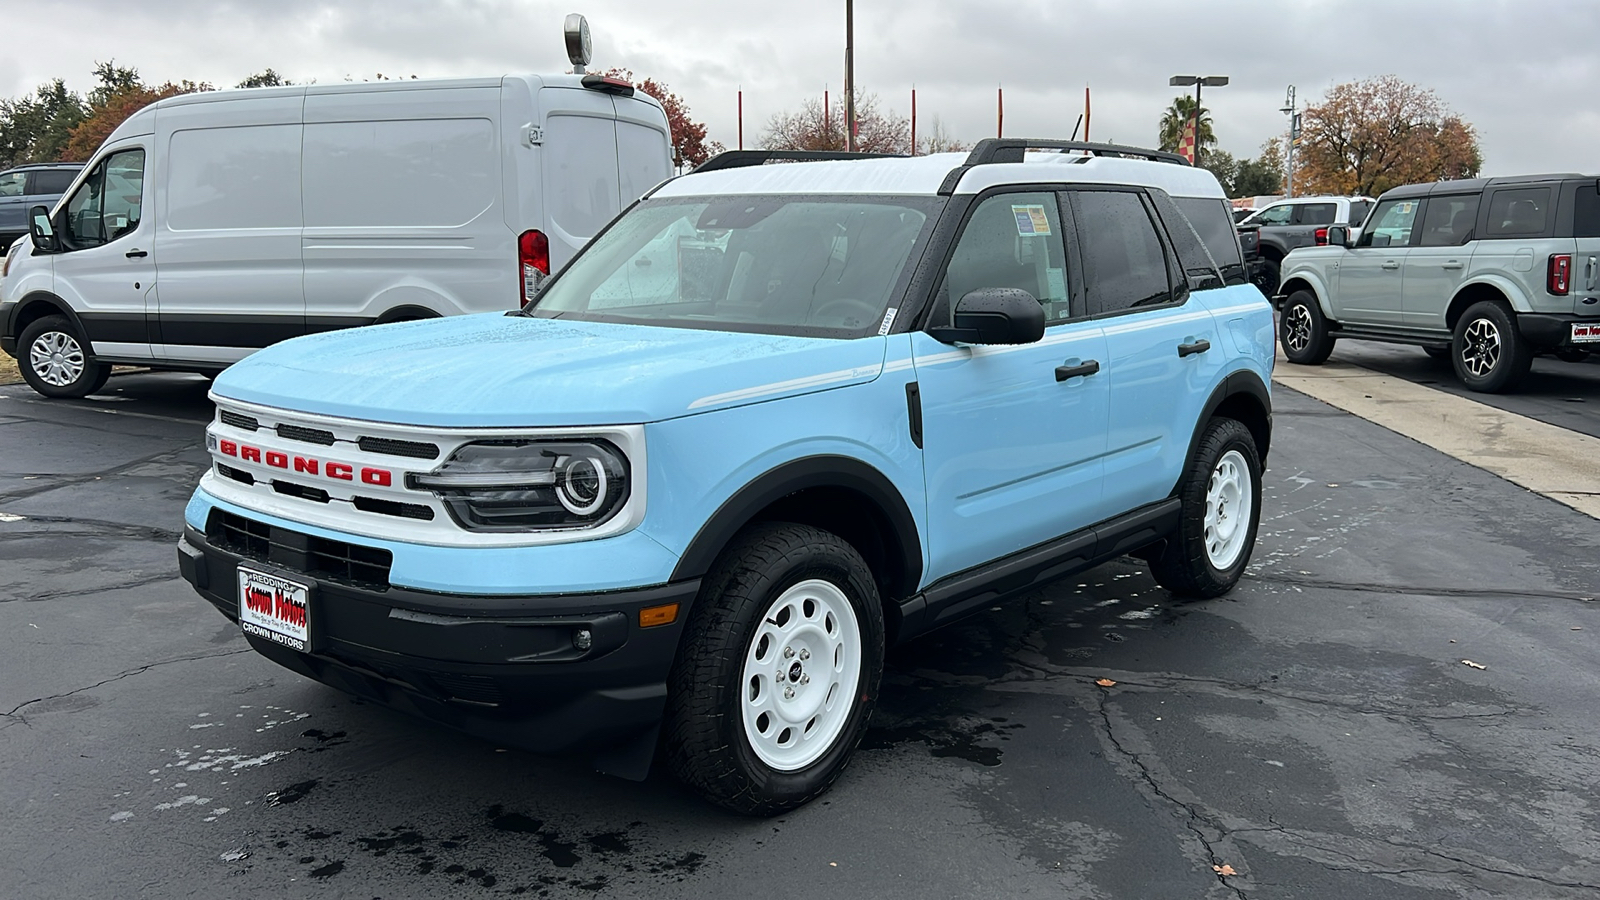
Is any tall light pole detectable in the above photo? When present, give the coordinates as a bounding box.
[1280,85,1298,198]
[844,0,856,152]
[1168,74,1228,165]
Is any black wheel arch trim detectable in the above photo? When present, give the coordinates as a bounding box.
[668,455,924,600]
[1184,371,1273,475]
[5,291,89,346]
[373,305,443,325]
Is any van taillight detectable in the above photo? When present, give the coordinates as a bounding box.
[519,230,550,303]
[1549,254,1572,295]
[1314,227,1329,245]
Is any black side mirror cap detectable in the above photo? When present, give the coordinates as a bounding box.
[1326,225,1350,248]
[28,205,58,253]
[927,287,1046,345]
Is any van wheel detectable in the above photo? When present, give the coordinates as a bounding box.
[19,315,111,399]
[664,523,884,816]
[1279,290,1335,365]
[1452,301,1531,393]
[1150,417,1262,599]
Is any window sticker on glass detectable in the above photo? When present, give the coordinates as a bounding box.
[1396,202,1414,215]
[1013,205,1052,236]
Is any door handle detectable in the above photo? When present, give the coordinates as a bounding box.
[1055,360,1100,381]
[1587,256,1597,291]
[1381,260,1399,270]
[1177,339,1211,358]
[125,249,148,258]
[1442,260,1463,269]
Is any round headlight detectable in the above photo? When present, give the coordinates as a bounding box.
[555,455,608,515]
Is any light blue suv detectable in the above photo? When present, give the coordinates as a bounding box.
[177,139,1275,814]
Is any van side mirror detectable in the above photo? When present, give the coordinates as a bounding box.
[1326,225,1351,248]
[28,206,58,253]
[928,288,1046,345]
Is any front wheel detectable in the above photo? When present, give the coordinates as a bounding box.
[1279,289,1335,365]
[1150,417,1263,599]
[18,314,111,399]
[1452,301,1531,393]
[664,523,884,815]
[1251,257,1281,298]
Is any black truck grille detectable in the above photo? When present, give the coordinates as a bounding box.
[206,510,393,590]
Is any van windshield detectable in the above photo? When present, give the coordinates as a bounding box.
[528,194,941,338]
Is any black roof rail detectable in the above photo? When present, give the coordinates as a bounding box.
[938,139,1191,195]
[693,149,906,174]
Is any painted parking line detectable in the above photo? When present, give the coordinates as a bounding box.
[1273,357,1600,520]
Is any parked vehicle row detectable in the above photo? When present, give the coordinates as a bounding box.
[1,72,672,397]
[175,139,1274,814]
[1237,194,1374,295]
[0,162,83,249]
[1277,173,1600,392]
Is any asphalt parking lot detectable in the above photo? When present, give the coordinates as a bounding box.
[4,369,1600,899]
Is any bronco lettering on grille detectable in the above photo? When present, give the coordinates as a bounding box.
[217,441,393,488]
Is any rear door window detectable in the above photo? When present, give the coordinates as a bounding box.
[1484,187,1552,237]
[1294,203,1338,226]
[27,169,78,195]
[1072,189,1175,315]
[1418,194,1481,246]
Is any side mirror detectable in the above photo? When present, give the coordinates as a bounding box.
[1326,225,1351,248]
[28,205,58,253]
[928,288,1046,345]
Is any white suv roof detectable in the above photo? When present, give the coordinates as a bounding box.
[654,148,1226,200]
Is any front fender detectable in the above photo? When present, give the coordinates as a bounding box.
[1278,255,1338,317]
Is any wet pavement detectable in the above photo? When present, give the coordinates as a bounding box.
[3,372,1599,899]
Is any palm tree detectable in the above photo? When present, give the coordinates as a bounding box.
[1158,95,1216,157]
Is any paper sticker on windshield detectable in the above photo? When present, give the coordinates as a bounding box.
[878,307,898,335]
[1013,205,1051,236]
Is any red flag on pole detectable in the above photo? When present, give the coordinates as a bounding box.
[1177,117,1197,164]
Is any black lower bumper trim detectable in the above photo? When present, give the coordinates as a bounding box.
[178,527,698,759]
[1518,312,1599,350]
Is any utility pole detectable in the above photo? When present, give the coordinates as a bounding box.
[844,0,856,152]
[1281,85,1297,197]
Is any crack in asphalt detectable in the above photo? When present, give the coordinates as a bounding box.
[1248,572,1596,602]
[0,446,201,506]
[0,572,181,604]
[0,515,183,544]
[1093,690,1250,899]
[1,648,250,727]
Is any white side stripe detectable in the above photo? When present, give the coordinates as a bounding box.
[687,365,883,410]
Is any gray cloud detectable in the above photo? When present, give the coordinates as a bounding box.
[5,0,1596,177]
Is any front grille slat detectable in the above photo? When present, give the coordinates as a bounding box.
[276,423,337,446]
[358,436,441,460]
[206,510,392,591]
[272,480,331,503]
[219,411,260,431]
[352,496,436,520]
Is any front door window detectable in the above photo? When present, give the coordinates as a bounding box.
[62,148,146,249]
[1358,199,1419,248]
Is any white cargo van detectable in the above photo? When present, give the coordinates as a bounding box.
[0,73,672,397]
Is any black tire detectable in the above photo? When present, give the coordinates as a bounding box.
[1451,300,1531,393]
[1278,289,1335,365]
[664,522,885,816]
[1251,257,1281,298]
[17,314,111,399]
[1423,346,1452,361]
[1149,417,1263,599]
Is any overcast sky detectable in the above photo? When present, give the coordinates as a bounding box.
[4,0,1596,177]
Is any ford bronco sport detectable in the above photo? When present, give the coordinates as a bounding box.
[177,139,1275,814]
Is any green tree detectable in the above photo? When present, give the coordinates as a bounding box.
[1233,149,1285,196]
[238,69,292,88]
[1199,149,1238,195]
[0,79,87,167]
[1157,95,1215,157]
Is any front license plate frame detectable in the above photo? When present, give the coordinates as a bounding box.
[238,566,312,652]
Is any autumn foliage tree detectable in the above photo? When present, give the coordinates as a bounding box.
[760,91,910,154]
[1294,75,1481,196]
[601,69,722,167]
[62,63,212,161]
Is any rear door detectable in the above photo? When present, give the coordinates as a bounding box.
[540,87,622,273]
[1071,187,1223,514]
[1403,193,1481,329]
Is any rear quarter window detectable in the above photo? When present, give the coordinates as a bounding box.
[1573,186,1600,238]
[1168,196,1244,285]
[1483,187,1552,238]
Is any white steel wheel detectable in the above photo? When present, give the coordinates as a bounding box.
[1460,318,1501,378]
[1204,449,1252,569]
[739,578,862,772]
[29,330,86,387]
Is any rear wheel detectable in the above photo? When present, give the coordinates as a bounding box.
[664,523,884,816]
[1279,290,1335,365]
[1150,417,1262,599]
[1452,301,1531,393]
[18,315,111,399]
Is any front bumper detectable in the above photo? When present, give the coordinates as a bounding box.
[1518,313,1600,351]
[177,524,698,763]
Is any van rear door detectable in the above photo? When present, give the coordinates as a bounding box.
[539,87,623,272]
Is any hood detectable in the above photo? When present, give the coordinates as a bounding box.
[212,315,887,427]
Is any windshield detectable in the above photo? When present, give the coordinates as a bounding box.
[529,194,941,338]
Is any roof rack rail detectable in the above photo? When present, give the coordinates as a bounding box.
[938,139,1190,195]
[693,149,906,174]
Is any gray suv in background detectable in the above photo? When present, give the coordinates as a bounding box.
[0,163,83,248]
[1241,195,1374,295]
[1276,173,1600,392]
